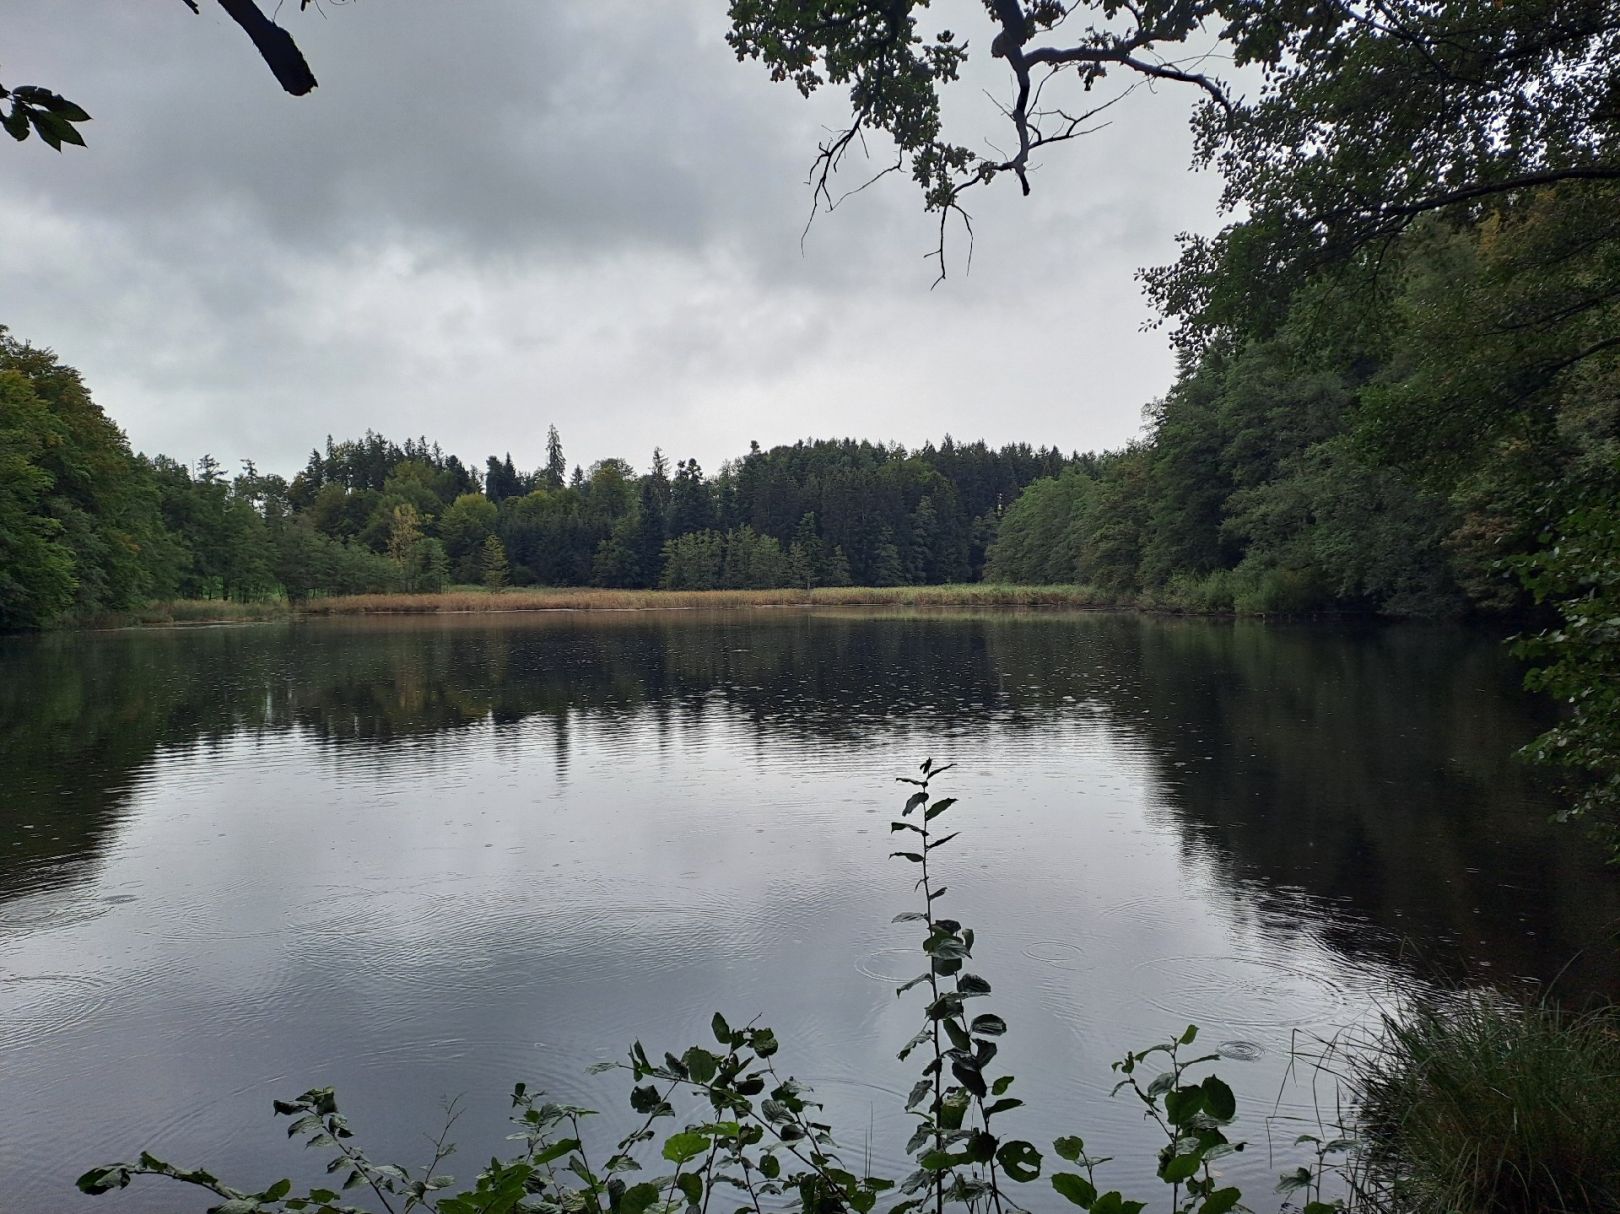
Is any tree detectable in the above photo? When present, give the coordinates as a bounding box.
[480,534,509,590]
[630,480,668,589]
[543,426,566,492]
[385,503,423,567]
[668,459,716,538]
[660,531,726,590]
[728,2,1617,294]
[0,330,174,623]
[439,492,498,583]
[0,364,76,626]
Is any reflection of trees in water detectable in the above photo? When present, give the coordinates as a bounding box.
[0,628,291,898]
[3,611,1616,998]
[1090,619,1620,1000]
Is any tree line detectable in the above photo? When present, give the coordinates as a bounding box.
[0,328,1077,628]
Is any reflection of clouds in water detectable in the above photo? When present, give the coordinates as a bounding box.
[0,611,1616,1213]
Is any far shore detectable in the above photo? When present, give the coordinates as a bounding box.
[70,585,1143,630]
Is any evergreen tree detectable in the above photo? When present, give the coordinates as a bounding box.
[544,425,566,492]
[630,479,667,589]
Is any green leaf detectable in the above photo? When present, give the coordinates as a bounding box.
[996,1139,1042,1182]
[957,974,991,996]
[26,111,63,149]
[619,1181,663,1214]
[45,96,91,122]
[1053,1136,1085,1162]
[925,798,956,820]
[1164,1086,1204,1126]
[971,1013,1007,1036]
[1180,1024,1199,1045]
[1160,1152,1202,1183]
[682,1047,719,1085]
[904,792,927,816]
[532,1138,581,1165]
[263,1179,292,1201]
[662,1132,709,1164]
[1200,1076,1236,1122]
[1201,1187,1242,1214]
[1052,1173,1098,1208]
[951,1058,986,1098]
[630,1084,663,1114]
[712,1012,732,1044]
[1091,1193,1146,1214]
[676,1173,702,1207]
[1277,1166,1313,1194]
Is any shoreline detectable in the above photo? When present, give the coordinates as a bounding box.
[39,583,1443,633]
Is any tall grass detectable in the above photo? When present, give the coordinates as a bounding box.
[1353,996,1620,1214]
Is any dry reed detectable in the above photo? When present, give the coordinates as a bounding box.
[294,584,1114,616]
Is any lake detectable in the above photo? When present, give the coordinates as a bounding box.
[3,609,1617,1213]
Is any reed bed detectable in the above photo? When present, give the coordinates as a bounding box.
[294,584,1116,616]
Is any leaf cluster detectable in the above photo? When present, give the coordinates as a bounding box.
[0,78,90,149]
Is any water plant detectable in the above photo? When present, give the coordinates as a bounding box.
[1351,995,1620,1214]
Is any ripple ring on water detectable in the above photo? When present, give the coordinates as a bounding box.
[1021,939,1088,970]
[1217,1040,1265,1061]
[854,948,925,984]
[1133,955,1350,1029]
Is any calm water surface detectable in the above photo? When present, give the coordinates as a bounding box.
[2,609,1617,1213]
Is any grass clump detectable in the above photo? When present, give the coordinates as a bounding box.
[1354,996,1620,1214]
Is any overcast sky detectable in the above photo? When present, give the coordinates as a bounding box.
[4,1,1227,481]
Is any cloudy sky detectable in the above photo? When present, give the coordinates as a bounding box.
[4,1,1226,480]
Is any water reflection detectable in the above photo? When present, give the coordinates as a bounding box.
[1,609,1617,1213]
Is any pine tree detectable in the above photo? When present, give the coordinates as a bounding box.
[544,425,566,491]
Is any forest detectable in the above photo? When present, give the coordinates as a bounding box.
[0,330,1073,625]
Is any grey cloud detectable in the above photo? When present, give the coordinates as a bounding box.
[3,0,1227,478]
